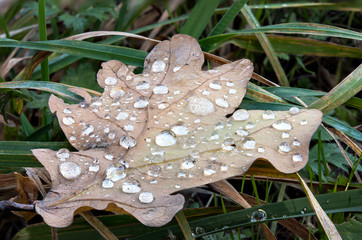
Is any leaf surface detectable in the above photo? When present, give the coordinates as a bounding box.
[32,34,322,228]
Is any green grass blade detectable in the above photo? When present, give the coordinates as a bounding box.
[0,81,91,102]
[323,116,362,141]
[241,5,289,86]
[308,64,362,113]
[175,211,195,240]
[208,0,247,37]
[0,39,148,67]
[37,0,49,82]
[180,0,220,39]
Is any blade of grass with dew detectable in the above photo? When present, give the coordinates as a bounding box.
[241,4,289,86]
[180,0,220,39]
[297,173,343,240]
[308,64,362,114]
[208,0,247,37]
[175,211,195,240]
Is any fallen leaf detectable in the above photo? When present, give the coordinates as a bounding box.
[32,34,322,228]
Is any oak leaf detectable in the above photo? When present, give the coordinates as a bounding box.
[32,34,322,228]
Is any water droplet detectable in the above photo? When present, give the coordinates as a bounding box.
[177,170,187,178]
[301,207,307,214]
[82,124,94,136]
[104,153,113,161]
[123,123,134,132]
[204,165,217,176]
[115,112,129,121]
[232,109,249,121]
[110,87,125,99]
[222,138,235,151]
[107,166,126,182]
[250,209,267,222]
[215,98,229,108]
[229,89,237,94]
[182,138,196,149]
[139,192,154,203]
[104,77,117,85]
[153,85,169,95]
[282,132,290,139]
[134,96,149,108]
[181,156,196,170]
[56,148,70,160]
[136,81,150,90]
[293,139,301,146]
[102,179,114,188]
[209,80,222,90]
[155,130,176,147]
[151,147,165,156]
[258,147,265,153]
[59,162,81,180]
[63,108,72,114]
[148,165,161,177]
[186,96,215,116]
[215,122,224,130]
[158,102,169,110]
[62,116,75,126]
[221,164,228,171]
[289,107,300,115]
[151,60,166,72]
[173,66,181,72]
[91,97,102,107]
[119,135,137,149]
[262,110,275,120]
[242,137,256,149]
[209,131,220,140]
[279,142,291,153]
[151,154,164,163]
[245,122,255,130]
[236,128,250,137]
[226,81,234,87]
[108,133,116,140]
[171,122,189,136]
[272,120,292,131]
[122,179,141,193]
[174,185,181,189]
[292,154,303,162]
[300,120,308,125]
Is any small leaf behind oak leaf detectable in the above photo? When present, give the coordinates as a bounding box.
[32,34,323,228]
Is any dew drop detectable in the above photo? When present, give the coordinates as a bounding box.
[222,138,235,151]
[88,165,99,172]
[150,147,165,156]
[250,209,267,222]
[204,165,217,176]
[148,165,161,177]
[186,96,215,116]
[104,77,117,85]
[245,122,256,130]
[232,109,249,121]
[155,130,177,147]
[104,153,113,161]
[122,179,141,193]
[177,170,187,178]
[292,154,303,162]
[151,60,166,72]
[215,98,229,108]
[62,116,75,126]
[258,147,265,153]
[102,179,114,188]
[173,66,181,72]
[279,142,291,153]
[56,148,70,160]
[174,185,181,189]
[236,128,250,137]
[272,120,292,131]
[209,131,220,140]
[282,132,290,139]
[215,122,224,130]
[59,162,81,180]
[153,85,168,94]
[119,135,137,149]
[134,96,149,108]
[293,139,301,146]
[242,137,256,149]
[63,108,72,114]
[221,164,228,171]
[226,81,234,87]
[181,156,196,170]
[229,89,237,94]
[289,107,300,115]
[300,120,308,125]
[151,154,164,163]
[136,81,150,90]
[82,124,94,136]
[110,87,125,99]
[209,80,222,90]
[158,102,170,110]
[115,112,129,121]
[123,123,134,132]
[182,138,196,149]
[262,110,275,120]
[171,122,189,136]
[107,166,126,182]
[108,133,116,140]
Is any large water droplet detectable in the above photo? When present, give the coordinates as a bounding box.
[232,109,249,121]
[82,124,94,136]
[222,138,235,151]
[215,98,229,108]
[250,209,267,222]
[236,128,250,137]
[134,96,149,108]
[262,110,275,120]
[122,179,141,193]
[102,179,114,188]
[272,120,292,131]
[151,60,166,72]
[56,148,70,160]
[292,154,303,162]
[242,137,256,149]
[204,165,217,176]
[186,96,215,116]
[119,135,137,149]
[171,122,189,136]
[107,166,126,182]
[289,107,300,115]
[62,116,75,126]
[59,162,81,180]
[181,156,196,170]
[155,130,177,147]
[136,81,150,90]
[148,165,161,177]
[153,85,168,94]
[278,142,291,153]
[209,80,222,90]
[139,192,154,203]
[110,87,125,99]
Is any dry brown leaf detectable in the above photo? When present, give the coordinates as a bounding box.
[31,34,322,228]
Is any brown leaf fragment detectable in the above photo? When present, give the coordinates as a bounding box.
[33,34,322,228]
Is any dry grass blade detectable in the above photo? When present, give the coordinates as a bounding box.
[79,211,118,240]
[175,210,195,240]
[297,173,342,240]
[65,31,161,42]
